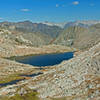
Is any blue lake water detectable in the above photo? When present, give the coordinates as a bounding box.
[0,72,43,87]
[0,79,23,87]
[16,52,73,67]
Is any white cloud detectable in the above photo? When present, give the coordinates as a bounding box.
[90,4,95,6]
[62,5,65,7]
[56,4,59,8]
[72,1,79,5]
[21,9,30,12]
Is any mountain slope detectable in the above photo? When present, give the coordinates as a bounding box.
[42,20,100,28]
[0,42,99,100]
[0,21,62,38]
[0,27,50,47]
[31,42,100,99]
[54,24,100,50]
[64,20,100,28]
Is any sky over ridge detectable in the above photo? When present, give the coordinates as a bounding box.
[0,0,100,22]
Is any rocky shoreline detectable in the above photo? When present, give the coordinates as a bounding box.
[0,44,75,58]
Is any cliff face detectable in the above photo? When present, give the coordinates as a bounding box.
[54,24,100,50]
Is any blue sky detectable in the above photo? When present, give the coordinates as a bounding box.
[0,0,100,22]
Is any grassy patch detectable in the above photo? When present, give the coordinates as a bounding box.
[0,91,39,100]
[52,97,67,100]
[10,92,39,100]
[0,74,24,84]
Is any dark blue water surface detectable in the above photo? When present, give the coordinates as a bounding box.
[0,79,23,87]
[16,52,73,67]
[0,72,43,87]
